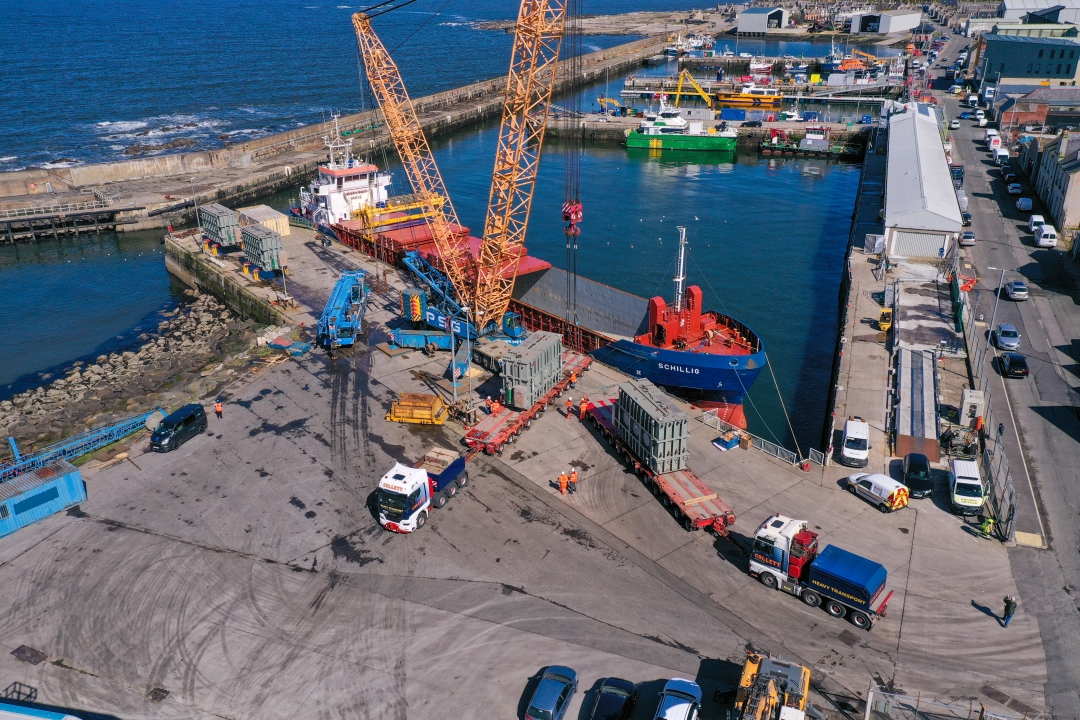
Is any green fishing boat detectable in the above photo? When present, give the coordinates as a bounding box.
[624,100,737,152]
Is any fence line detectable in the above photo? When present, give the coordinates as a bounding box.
[700,409,801,466]
[0,199,110,219]
[867,688,1043,720]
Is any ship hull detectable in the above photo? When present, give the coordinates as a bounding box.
[625,131,736,152]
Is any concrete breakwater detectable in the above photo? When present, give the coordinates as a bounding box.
[0,294,256,452]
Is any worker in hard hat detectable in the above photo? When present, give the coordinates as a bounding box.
[565,397,573,420]
[569,371,578,388]
[485,396,493,414]
[569,469,579,493]
[579,395,589,420]
[558,471,569,495]
[491,398,501,414]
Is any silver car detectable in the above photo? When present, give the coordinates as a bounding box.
[1004,281,1029,301]
[994,323,1021,350]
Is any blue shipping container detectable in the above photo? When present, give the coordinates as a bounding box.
[719,108,747,121]
[0,701,85,719]
[0,461,86,538]
[806,544,887,611]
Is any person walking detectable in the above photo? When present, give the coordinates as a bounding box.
[569,469,579,493]
[1002,595,1018,627]
[579,396,589,420]
[565,397,573,420]
[214,401,223,419]
[558,471,569,495]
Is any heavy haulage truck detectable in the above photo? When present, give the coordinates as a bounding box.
[377,447,468,533]
[749,514,893,630]
[586,379,736,535]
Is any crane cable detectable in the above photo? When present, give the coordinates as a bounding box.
[563,0,584,338]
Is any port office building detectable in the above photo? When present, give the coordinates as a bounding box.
[736,7,789,34]
[977,35,1080,93]
[884,104,963,259]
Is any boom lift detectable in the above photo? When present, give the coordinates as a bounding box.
[674,69,714,108]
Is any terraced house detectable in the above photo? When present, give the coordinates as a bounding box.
[1035,132,1080,232]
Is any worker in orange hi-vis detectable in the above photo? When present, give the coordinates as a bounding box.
[491,399,501,415]
[558,471,569,495]
[565,397,573,419]
[485,396,493,414]
[569,469,579,493]
[569,371,578,388]
[214,401,223,419]
[579,396,589,420]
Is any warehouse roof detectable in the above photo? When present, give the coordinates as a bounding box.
[1001,0,1080,9]
[886,104,963,234]
[738,7,781,14]
[983,33,1080,44]
[1022,86,1080,102]
[880,9,921,16]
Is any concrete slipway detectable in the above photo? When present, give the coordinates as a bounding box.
[0,229,1047,720]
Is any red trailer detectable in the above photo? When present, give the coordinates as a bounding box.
[586,398,736,534]
[464,351,592,456]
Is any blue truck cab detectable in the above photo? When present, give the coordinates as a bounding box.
[377,447,467,533]
[749,514,893,630]
[318,270,368,349]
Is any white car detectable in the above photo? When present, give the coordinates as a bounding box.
[653,679,702,720]
[1007,183,1023,195]
[950,120,961,129]
[975,109,985,119]
[1004,281,1029,301]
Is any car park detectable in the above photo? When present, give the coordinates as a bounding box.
[846,472,910,512]
[652,679,702,720]
[149,403,208,452]
[902,453,933,499]
[1004,281,1029,300]
[588,678,637,720]
[961,212,972,226]
[526,666,578,720]
[959,231,976,246]
[993,323,1021,350]
[999,352,1030,378]
[949,119,961,129]
[1007,183,1022,195]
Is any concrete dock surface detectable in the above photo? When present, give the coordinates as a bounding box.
[0,228,1048,719]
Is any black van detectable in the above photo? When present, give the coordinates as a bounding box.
[150,404,208,452]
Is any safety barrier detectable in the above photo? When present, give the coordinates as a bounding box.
[700,409,799,466]
[1,408,163,481]
[0,199,110,219]
[865,688,1043,720]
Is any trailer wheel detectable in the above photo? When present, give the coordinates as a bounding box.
[651,481,663,497]
[458,472,469,488]
[416,512,427,529]
[506,434,515,444]
[495,444,504,455]
[446,482,458,498]
[525,418,532,428]
[556,389,563,397]
[850,610,871,630]
[760,573,778,589]
[433,492,448,508]
[683,516,696,532]
[661,494,672,508]
[824,600,846,618]
[802,590,821,608]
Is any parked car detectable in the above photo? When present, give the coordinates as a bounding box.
[1003,172,1017,184]
[959,231,977,246]
[949,119,961,129]
[526,667,578,720]
[993,323,1021,350]
[149,403,208,452]
[1016,197,1033,211]
[1004,280,1029,300]
[652,679,702,720]
[975,109,986,119]
[961,212,972,226]
[959,112,973,119]
[902,453,934,499]
[846,473,910,512]
[588,678,638,720]
[742,120,762,127]
[1007,183,1023,195]
[999,352,1030,378]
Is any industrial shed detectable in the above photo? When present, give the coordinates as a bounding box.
[850,9,923,34]
[737,7,790,34]
[885,104,963,259]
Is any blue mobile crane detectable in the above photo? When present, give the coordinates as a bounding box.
[317,270,369,352]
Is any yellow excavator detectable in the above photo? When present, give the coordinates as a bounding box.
[734,651,823,720]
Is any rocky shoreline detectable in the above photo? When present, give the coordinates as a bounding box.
[0,293,261,454]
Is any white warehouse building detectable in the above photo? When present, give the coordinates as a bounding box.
[884,104,963,259]
[736,7,791,34]
[849,9,923,34]
[998,0,1080,22]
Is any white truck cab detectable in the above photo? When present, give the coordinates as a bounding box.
[838,417,870,467]
[948,459,985,515]
[377,447,468,533]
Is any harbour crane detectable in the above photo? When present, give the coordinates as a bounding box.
[353,1,569,337]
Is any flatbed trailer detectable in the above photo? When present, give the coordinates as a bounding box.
[586,399,736,534]
[464,351,591,455]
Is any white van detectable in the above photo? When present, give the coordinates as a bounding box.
[1016,197,1033,211]
[984,128,999,142]
[949,459,985,515]
[1036,224,1059,248]
[846,473,910,512]
[994,147,1010,165]
[988,136,1002,150]
[1029,214,1045,232]
[967,94,979,107]
[838,417,870,467]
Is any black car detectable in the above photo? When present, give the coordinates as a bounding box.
[1003,172,1017,184]
[902,453,933,498]
[961,212,972,226]
[588,678,637,720]
[150,403,208,452]
[742,120,763,128]
[999,352,1030,378]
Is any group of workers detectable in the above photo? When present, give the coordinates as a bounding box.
[557,469,579,495]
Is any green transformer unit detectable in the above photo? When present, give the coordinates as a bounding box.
[502,331,563,410]
[613,379,690,474]
[199,203,240,246]
[242,224,283,272]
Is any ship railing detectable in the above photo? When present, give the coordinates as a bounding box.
[700,409,799,465]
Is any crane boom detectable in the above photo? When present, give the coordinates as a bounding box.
[473,0,567,331]
[352,12,475,313]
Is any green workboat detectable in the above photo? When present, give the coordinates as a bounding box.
[624,100,737,152]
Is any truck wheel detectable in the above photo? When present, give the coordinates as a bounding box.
[446,482,458,498]
[825,600,846,618]
[877,502,889,513]
[683,516,696,532]
[760,573,778,590]
[850,611,871,630]
[802,590,821,607]
[458,472,469,488]
[433,492,448,508]
[416,513,427,529]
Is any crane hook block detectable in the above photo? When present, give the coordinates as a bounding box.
[561,200,583,223]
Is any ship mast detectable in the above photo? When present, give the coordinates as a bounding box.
[323,114,353,169]
[673,225,688,312]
